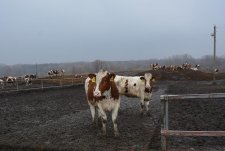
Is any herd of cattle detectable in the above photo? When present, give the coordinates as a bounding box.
[85,69,156,137]
[0,74,37,89]
[48,69,65,77]
[151,63,201,71]
[0,69,66,89]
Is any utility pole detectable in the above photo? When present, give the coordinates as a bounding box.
[211,25,216,82]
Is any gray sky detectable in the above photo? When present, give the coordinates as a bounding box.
[0,0,225,65]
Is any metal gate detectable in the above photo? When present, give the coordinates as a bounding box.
[161,93,225,151]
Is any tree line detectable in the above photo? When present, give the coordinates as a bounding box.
[0,54,224,77]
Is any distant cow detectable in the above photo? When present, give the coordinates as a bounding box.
[48,70,53,78]
[182,63,192,70]
[85,70,120,136]
[0,79,4,89]
[29,74,37,79]
[191,64,200,71]
[52,69,59,76]
[60,69,65,76]
[24,75,29,79]
[6,76,16,86]
[25,74,36,79]
[24,77,32,86]
[150,63,160,70]
[48,69,64,77]
[215,68,219,73]
[114,73,156,116]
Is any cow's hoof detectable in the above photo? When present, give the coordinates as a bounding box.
[147,111,151,117]
[114,132,120,138]
[92,121,97,128]
[118,110,123,115]
[140,112,144,117]
[97,120,102,128]
[97,133,107,138]
[102,129,107,137]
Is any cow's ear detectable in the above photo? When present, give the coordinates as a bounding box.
[151,77,156,82]
[88,73,96,79]
[109,73,116,82]
[88,74,96,83]
[140,76,145,81]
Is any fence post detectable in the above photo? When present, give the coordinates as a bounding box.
[165,100,169,129]
[161,98,168,151]
[41,80,44,89]
[16,81,19,91]
[60,79,62,87]
[81,77,84,84]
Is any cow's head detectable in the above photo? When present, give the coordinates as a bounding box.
[88,70,116,98]
[140,73,155,93]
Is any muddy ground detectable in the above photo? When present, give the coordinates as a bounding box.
[0,83,164,151]
[1,69,225,151]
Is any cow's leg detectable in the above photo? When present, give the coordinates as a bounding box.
[112,102,120,137]
[144,99,150,116]
[89,105,96,124]
[97,108,102,127]
[145,93,153,116]
[97,104,107,136]
[140,98,144,116]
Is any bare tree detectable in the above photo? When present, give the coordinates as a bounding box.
[92,60,104,72]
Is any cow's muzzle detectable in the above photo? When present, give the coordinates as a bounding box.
[94,91,101,97]
[145,87,152,93]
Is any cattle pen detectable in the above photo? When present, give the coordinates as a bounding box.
[161,93,225,151]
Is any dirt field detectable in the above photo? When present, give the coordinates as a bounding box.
[0,83,164,151]
[1,70,225,151]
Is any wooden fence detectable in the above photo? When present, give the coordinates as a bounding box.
[161,93,225,151]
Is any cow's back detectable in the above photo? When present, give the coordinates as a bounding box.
[114,75,144,98]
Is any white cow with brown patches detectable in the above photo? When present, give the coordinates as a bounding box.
[85,70,120,137]
[114,73,155,116]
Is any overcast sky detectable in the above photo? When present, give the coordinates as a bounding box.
[0,0,225,65]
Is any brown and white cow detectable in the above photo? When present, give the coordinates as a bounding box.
[85,70,120,137]
[114,73,155,116]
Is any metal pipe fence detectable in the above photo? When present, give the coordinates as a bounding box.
[0,77,85,93]
[161,93,225,151]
